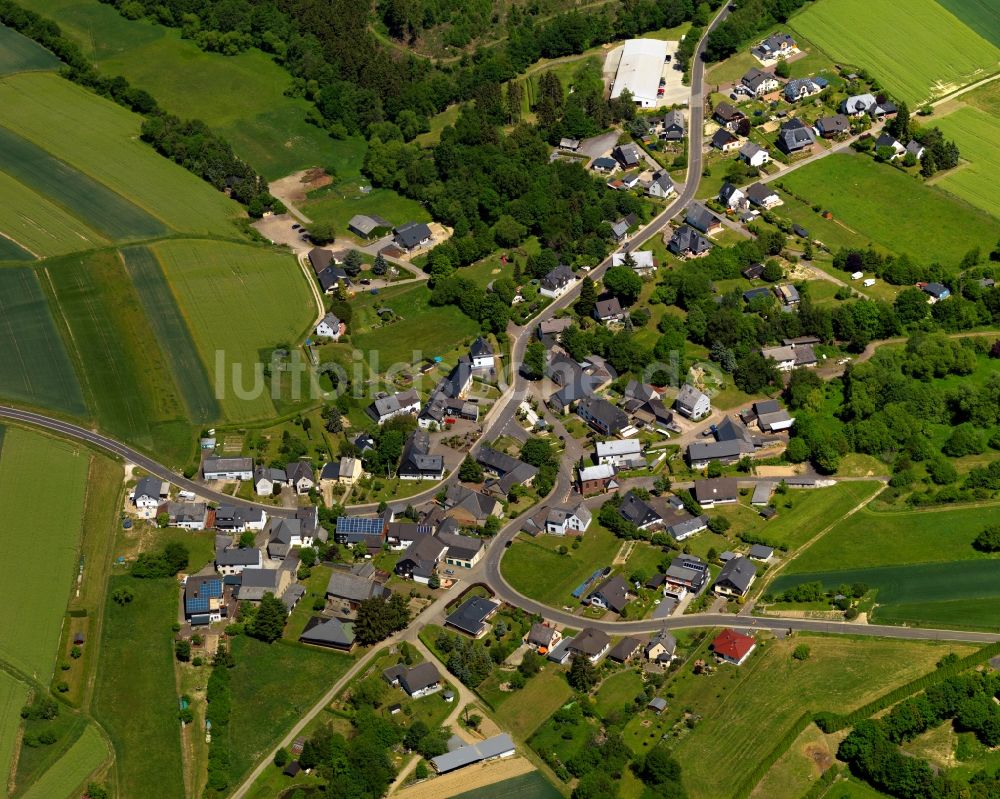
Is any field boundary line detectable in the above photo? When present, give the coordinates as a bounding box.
[38,266,96,417]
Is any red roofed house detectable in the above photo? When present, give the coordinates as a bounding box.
[711,629,756,665]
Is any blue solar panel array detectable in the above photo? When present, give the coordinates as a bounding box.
[202,579,223,597]
[336,516,385,535]
[186,578,223,614]
[187,596,211,613]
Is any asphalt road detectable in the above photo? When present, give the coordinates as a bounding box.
[0,405,298,519]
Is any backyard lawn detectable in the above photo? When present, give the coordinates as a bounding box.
[488,667,573,740]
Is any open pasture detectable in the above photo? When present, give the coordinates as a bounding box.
[16,0,366,181]
[0,671,29,791]
[0,72,243,236]
[0,170,109,256]
[47,250,194,464]
[0,268,85,415]
[20,723,109,799]
[666,635,974,799]
[0,24,60,74]
[928,106,1000,217]
[779,154,998,262]
[0,426,89,681]
[781,502,1000,574]
[789,0,1000,103]
[151,239,313,422]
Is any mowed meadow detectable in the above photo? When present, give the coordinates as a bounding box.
[790,0,1000,104]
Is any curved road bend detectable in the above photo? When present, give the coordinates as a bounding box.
[0,406,297,519]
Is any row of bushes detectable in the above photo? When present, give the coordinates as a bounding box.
[0,0,280,217]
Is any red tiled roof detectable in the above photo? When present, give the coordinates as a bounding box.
[712,628,755,661]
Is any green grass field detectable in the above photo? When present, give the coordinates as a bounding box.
[782,502,1000,574]
[150,239,313,421]
[351,282,480,368]
[0,24,60,74]
[929,0,1000,48]
[19,723,109,799]
[778,153,998,262]
[0,170,109,256]
[928,106,1000,217]
[226,637,353,784]
[594,669,644,720]
[666,635,974,798]
[47,250,195,464]
[17,0,366,181]
[789,0,1000,103]
[488,667,573,740]
[446,772,562,799]
[93,576,185,799]
[0,671,29,791]
[0,427,89,681]
[301,186,431,243]
[120,245,220,428]
[0,72,243,236]
[0,234,35,261]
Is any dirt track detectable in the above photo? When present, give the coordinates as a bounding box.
[390,757,536,799]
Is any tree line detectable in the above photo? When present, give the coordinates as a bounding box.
[0,1,280,217]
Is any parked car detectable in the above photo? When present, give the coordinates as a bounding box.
[360,278,371,285]
[659,77,666,86]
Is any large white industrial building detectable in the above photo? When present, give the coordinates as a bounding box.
[610,38,669,108]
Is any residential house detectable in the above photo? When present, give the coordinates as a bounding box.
[660,109,686,141]
[430,734,515,774]
[317,265,350,294]
[133,476,168,512]
[395,532,448,583]
[443,484,502,526]
[751,482,774,506]
[612,143,642,169]
[667,514,709,542]
[644,630,677,664]
[747,399,796,432]
[922,282,951,301]
[254,466,288,496]
[596,439,644,468]
[778,118,816,154]
[687,438,753,469]
[740,67,781,98]
[719,182,748,211]
[307,247,335,274]
[675,383,711,419]
[470,337,494,369]
[610,215,635,244]
[386,522,432,550]
[203,457,254,481]
[714,102,746,132]
[367,389,421,425]
[746,182,781,209]
[477,448,538,488]
[742,262,765,280]
[526,623,561,652]
[545,504,592,535]
[315,312,343,340]
[619,490,662,530]
[612,250,656,275]
[684,204,722,235]
[214,546,262,576]
[587,574,633,614]
[749,543,774,561]
[184,575,227,624]
[445,596,501,637]
[591,156,618,173]
[299,617,356,651]
[567,628,611,663]
[438,531,486,570]
[712,556,757,597]
[577,396,628,435]
[326,562,388,608]
[159,501,207,530]
[712,628,756,665]
[594,297,627,324]
[740,141,771,168]
[285,460,315,494]
[214,505,267,533]
[761,343,806,371]
[238,567,292,603]
[774,283,800,306]
[905,141,925,159]
[335,514,388,546]
[842,93,877,117]
[693,477,738,507]
[711,128,741,152]
[752,32,796,61]
[784,77,826,102]
[668,225,712,258]
[419,392,479,429]
[323,456,363,486]
[874,132,906,159]
[578,464,618,494]
[482,460,539,498]
[608,636,644,663]
[347,213,391,239]
[539,264,577,299]
[816,114,850,138]
[393,221,432,252]
[559,137,581,151]
[267,508,320,558]
[398,430,444,481]
[647,170,676,199]
[384,662,442,698]
[441,358,473,400]
[537,317,574,341]
[663,555,709,599]
[546,637,576,664]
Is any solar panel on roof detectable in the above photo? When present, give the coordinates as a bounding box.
[336,516,384,534]
[187,597,210,613]
[202,579,223,598]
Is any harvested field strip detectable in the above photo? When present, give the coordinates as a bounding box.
[0,170,108,256]
[0,427,89,681]
[0,233,34,261]
[20,724,109,799]
[0,24,60,74]
[0,72,242,236]
[0,671,28,792]
[0,126,165,241]
[152,239,313,422]
[46,251,194,463]
[121,246,219,424]
[0,268,86,415]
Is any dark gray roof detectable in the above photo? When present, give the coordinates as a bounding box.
[431,734,515,773]
[817,114,850,135]
[693,477,738,504]
[619,490,661,528]
[608,636,643,661]
[577,396,628,432]
[714,556,757,593]
[569,627,610,657]
[399,430,443,477]
[325,567,385,602]
[215,546,260,566]
[589,574,631,613]
[444,484,498,521]
[135,476,166,500]
[778,118,815,152]
[541,264,575,292]
[746,182,778,205]
[470,336,493,358]
[711,128,739,149]
[669,225,712,256]
[394,221,432,249]
[594,297,624,319]
[307,248,335,273]
[688,439,751,463]
[300,617,355,647]
[446,596,500,635]
[317,265,350,292]
[442,358,472,399]
[684,204,720,234]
